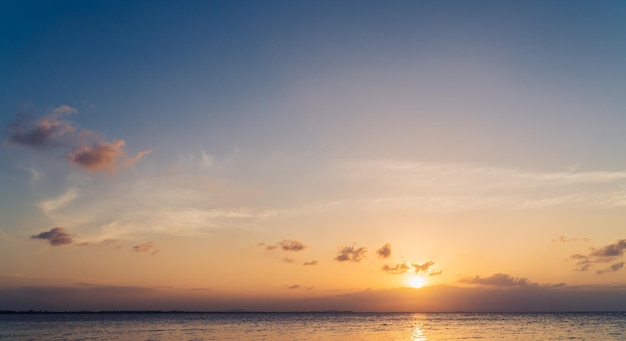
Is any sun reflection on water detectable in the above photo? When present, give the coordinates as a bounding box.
[411,324,427,341]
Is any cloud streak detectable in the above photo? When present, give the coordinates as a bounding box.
[458,273,538,287]
[132,241,159,255]
[382,261,435,275]
[31,227,74,246]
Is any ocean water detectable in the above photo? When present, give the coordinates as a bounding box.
[0,312,624,340]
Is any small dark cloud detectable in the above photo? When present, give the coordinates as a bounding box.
[569,239,626,272]
[303,260,318,266]
[376,243,392,259]
[279,240,306,252]
[282,257,295,264]
[382,261,435,274]
[458,273,538,288]
[382,262,411,274]
[596,262,625,275]
[266,245,278,250]
[5,106,76,148]
[429,270,443,276]
[132,241,158,255]
[335,245,367,262]
[31,227,74,246]
[287,285,301,289]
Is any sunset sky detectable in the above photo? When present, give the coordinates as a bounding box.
[1,1,625,311]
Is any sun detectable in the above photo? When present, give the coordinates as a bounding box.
[406,275,426,288]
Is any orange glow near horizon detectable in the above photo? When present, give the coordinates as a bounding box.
[406,275,426,288]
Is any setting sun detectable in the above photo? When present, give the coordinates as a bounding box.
[407,275,426,288]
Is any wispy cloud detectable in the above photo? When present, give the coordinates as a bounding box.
[31,227,74,246]
[303,260,318,266]
[132,241,159,255]
[553,235,591,243]
[458,273,539,287]
[596,262,625,275]
[335,245,367,262]
[343,160,626,211]
[286,284,300,289]
[282,257,295,264]
[376,243,392,259]
[37,188,79,214]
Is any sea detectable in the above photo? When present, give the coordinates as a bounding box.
[0,312,624,340]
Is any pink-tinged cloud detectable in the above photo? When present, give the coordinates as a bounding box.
[132,241,158,255]
[458,273,538,287]
[376,243,392,259]
[68,139,150,174]
[303,260,318,266]
[30,227,74,246]
[335,245,367,262]
[4,105,150,174]
[5,106,76,148]
[569,239,626,272]
[279,240,306,252]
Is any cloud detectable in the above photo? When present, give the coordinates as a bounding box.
[458,273,538,287]
[303,260,318,266]
[376,243,392,259]
[596,262,625,275]
[279,240,306,252]
[282,257,295,263]
[68,139,150,174]
[132,241,158,255]
[5,105,76,148]
[37,188,79,214]
[287,285,300,289]
[4,105,149,174]
[335,245,367,262]
[553,235,590,243]
[428,270,443,276]
[30,227,74,246]
[569,239,626,272]
[591,239,626,257]
[382,261,435,274]
[266,245,278,250]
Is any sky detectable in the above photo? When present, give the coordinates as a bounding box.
[0,0,625,312]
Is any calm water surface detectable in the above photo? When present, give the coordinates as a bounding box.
[0,312,624,340]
